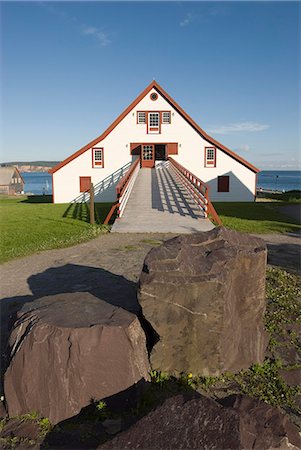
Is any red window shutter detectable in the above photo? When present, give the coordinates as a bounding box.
[130,143,141,155]
[167,143,178,155]
[80,176,91,192]
[218,176,230,192]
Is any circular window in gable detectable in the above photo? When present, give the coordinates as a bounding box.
[150,92,158,101]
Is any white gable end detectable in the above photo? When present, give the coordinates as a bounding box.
[52,82,258,203]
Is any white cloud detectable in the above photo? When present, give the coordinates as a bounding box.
[82,26,111,47]
[38,4,111,47]
[235,145,251,152]
[208,122,270,134]
[180,13,194,27]
[82,26,97,35]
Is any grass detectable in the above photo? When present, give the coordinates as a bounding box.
[0,195,113,263]
[1,191,300,263]
[213,201,300,234]
[258,190,301,203]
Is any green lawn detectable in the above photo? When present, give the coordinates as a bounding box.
[0,196,113,263]
[213,201,301,234]
[1,194,300,264]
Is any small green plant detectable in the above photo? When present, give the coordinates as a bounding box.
[38,417,52,438]
[141,239,163,246]
[95,400,106,411]
[0,436,36,449]
[236,359,300,409]
[93,399,112,421]
[149,370,170,385]
[179,372,197,388]
[0,418,7,432]
[19,411,39,421]
[124,245,139,251]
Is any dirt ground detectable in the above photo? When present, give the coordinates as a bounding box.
[0,230,300,303]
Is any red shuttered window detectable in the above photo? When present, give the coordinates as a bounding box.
[217,176,230,192]
[80,176,91,192]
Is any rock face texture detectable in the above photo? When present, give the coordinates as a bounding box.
[4,292,150,424]
[101,394,241,450]
[138,227,268,375]
[100,394,301,450]
[221,395,301,450]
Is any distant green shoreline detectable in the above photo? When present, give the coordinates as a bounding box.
[1,161,60,167]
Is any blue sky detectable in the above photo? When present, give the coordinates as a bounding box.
[1,1,300,169]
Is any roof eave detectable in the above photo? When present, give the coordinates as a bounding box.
[50,80,259,174]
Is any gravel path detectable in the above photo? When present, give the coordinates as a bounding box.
[1,230,299,304]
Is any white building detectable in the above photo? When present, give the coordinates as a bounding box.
[50,81,259,204]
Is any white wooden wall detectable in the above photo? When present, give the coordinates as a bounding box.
[53,88,256,203]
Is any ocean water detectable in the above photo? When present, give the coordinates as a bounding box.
[21,170,301,196]
[21,172,52,195]
[257,170,301,192]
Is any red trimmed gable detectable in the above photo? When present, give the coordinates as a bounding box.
[49,81,259,174]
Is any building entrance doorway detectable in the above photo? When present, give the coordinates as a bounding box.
[154,144,166,161]
[140,144,167,168]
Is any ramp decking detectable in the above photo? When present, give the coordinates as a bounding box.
[111,165,215,233]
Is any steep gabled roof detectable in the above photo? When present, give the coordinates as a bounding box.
[0,166,24,185]
[49,80,259,174]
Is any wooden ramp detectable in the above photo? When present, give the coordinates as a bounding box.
[111,165,215,233]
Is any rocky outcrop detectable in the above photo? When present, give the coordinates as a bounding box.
[221,395,301,450]
[4,292,150,424]
[138,227,268,375]
[100,394,301,450]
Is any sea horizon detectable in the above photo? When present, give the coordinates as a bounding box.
[21,169,301,196]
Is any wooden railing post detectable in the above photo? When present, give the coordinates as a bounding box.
[90,182,95,225]
[168,157,223,226]
[103,157,140,225]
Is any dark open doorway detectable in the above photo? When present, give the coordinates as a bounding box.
[155,144,166,161]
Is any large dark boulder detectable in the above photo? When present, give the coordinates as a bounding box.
[221,395,301,449]
[100,394,301,450]
[4,292,150,424]
[138,227,268,375]
[101,394,241,449]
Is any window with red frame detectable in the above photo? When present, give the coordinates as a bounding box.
[92,147,104,168]
[205,147,216,167]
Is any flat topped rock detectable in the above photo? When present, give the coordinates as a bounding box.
[5,292,150,424]
[19,292,134,328]
[142,227,266,280]
[139,227,268,375]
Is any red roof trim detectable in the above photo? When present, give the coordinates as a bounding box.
[49,80,259,174]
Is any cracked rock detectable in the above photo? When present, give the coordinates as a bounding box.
[4,292,150,424]
[100,394,301,450]
[138,227,268,375]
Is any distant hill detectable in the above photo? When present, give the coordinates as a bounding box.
[0,161,60,172]
[1,161,60,167]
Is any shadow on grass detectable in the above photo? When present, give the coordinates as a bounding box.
[21,195,53,203]
[213,202,301,234]
[63,202,114,225]
[257,190,301,203]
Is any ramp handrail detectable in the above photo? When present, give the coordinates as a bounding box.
[168,157,222,226]
[104,157,140,224]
